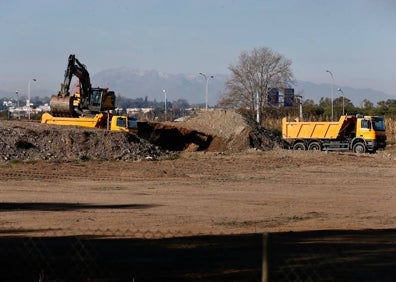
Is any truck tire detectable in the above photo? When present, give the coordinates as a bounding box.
[308,142,321,151]
[353,142,366,154]
[293,142,306,150]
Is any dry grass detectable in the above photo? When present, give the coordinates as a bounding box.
[385,118,396,145]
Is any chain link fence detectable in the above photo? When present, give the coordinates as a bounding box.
[1,228,396,281]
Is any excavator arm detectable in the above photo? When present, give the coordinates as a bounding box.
[58,54,92,99]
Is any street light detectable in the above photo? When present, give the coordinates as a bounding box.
[295,95,303,121]
[28,78,37,120]
[256,73,261,123]
[325,70,334,121]
[338,88,345,115]
[199,72,214,111]
[163,89,167,121]
[15,90,20,120]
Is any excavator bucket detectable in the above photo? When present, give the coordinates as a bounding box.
[49,95,74,116]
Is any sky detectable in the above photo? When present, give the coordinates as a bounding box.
[1,0,396,99]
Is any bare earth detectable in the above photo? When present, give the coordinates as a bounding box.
[1,149,395,237]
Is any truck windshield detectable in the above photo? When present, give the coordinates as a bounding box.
[127,117,137,129]
[116,117,126,128]
[372,117,386,131]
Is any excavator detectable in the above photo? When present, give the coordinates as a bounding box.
[42,54,137,132]
[49,54,115,117]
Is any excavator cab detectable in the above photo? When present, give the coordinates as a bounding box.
[88,88,115,113]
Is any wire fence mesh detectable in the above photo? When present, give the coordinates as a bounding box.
[1,228,396,281]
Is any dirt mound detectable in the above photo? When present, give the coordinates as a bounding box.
[0,121,169,162]
[170,109,283,152]
[137,110,281,153]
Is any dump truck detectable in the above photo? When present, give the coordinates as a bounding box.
[282,114,387,153]
[41,112,137,133]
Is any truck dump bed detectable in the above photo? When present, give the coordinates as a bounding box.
[282,115,355,139]
[41,113,107,129]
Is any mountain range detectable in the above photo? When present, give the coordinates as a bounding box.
[92,67,229,106]
[2,68,395,107]
[294,81,395,107]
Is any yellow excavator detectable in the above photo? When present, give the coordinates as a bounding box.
[49,54,115,116]
[42,54,137,132]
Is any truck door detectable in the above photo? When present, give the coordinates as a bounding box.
[356,119,376,140]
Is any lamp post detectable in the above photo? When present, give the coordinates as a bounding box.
[199,72,214,111]
[28,78,37,120]
[256,72,261,124]
[295,95,303,121]
[325,70,334,121]
[338,88,344,115]
[16,90,20,120]
[163,89,167,121]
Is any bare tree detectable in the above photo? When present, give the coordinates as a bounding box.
[361,99,374,109]
[218,47,294,123]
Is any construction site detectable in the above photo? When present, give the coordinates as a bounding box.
[1,54,396,281]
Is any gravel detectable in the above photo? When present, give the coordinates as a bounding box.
[0,121,170,162]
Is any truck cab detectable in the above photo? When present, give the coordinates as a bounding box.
[111,116,138,133]
[354,116,386,152]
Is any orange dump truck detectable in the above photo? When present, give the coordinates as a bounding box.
[282,115,387,153]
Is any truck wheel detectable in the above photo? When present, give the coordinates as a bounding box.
[293,142,306,150]
[353,142,366,154]
[308,142,321,151]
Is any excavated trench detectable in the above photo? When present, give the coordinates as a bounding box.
[137,122,217,152]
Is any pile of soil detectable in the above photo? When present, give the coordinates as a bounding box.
[0,110,281,162]
[169,109,284,152]
[0,121,169,162]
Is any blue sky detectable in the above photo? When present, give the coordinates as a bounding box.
[1,0,396,98]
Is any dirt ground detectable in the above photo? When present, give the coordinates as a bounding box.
[1,149,396,238]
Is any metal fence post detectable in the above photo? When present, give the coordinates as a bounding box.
[262,233,268,282]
